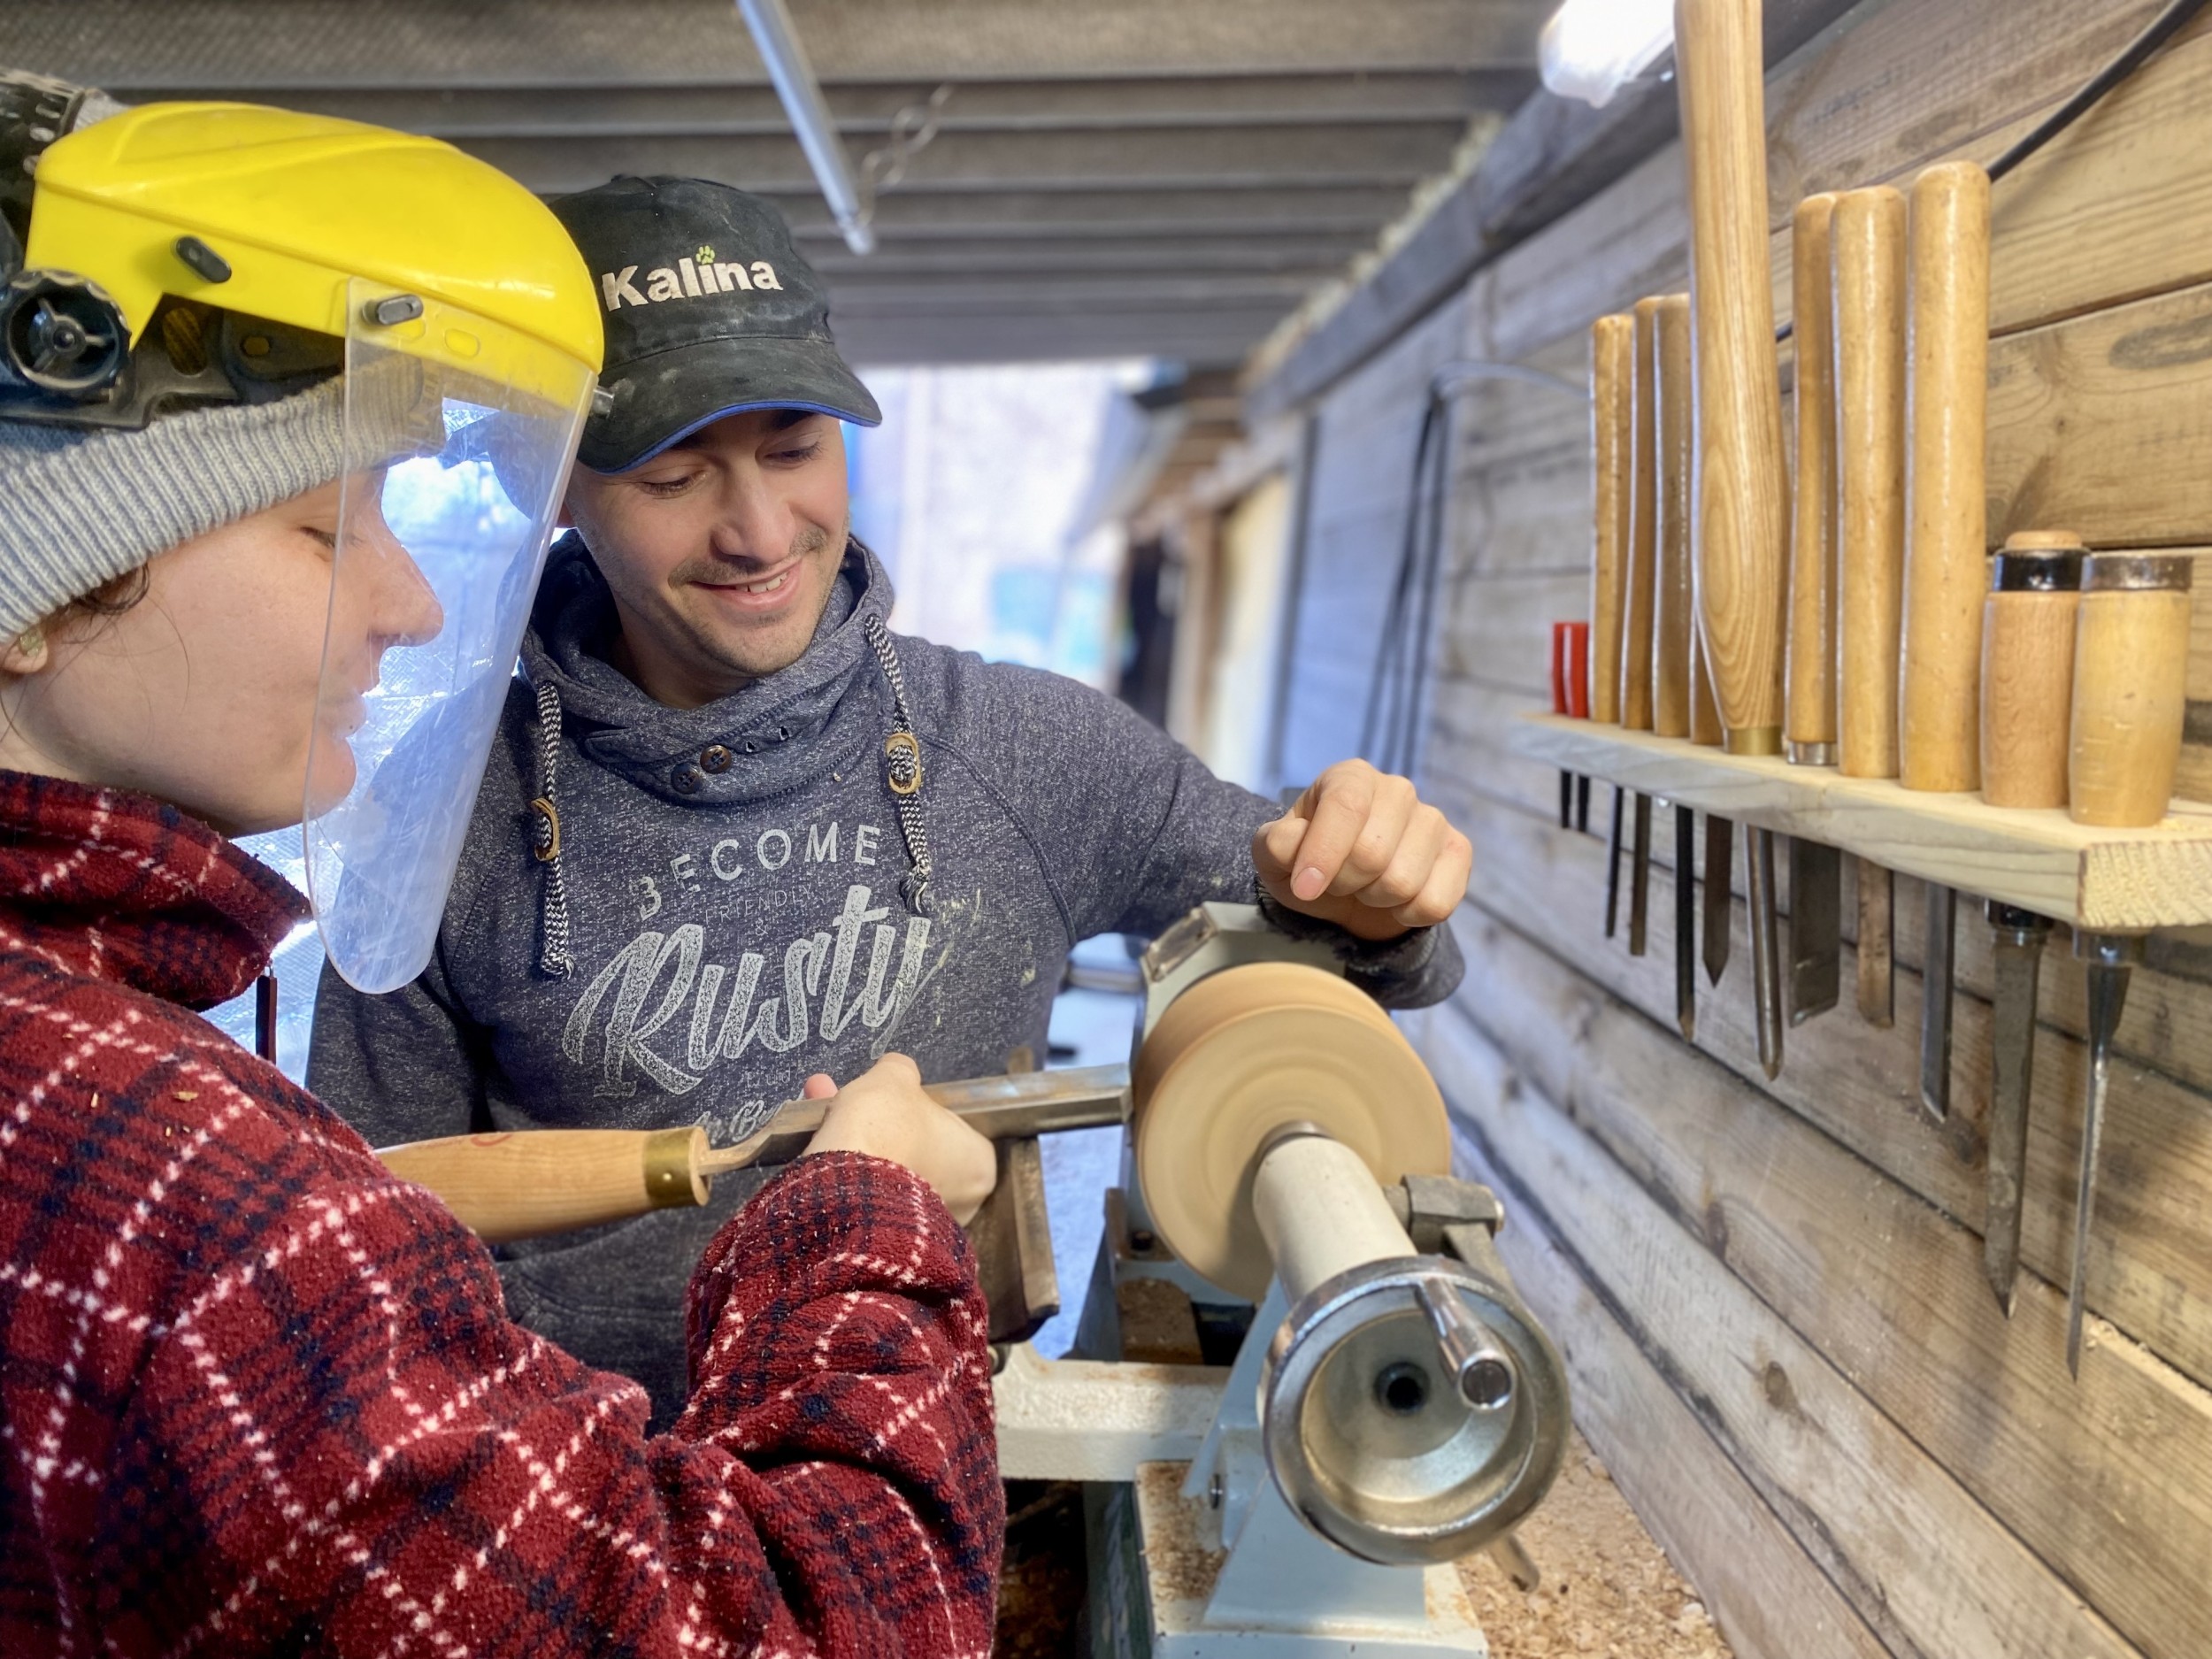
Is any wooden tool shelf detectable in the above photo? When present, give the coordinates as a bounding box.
[1510,713,2212,932]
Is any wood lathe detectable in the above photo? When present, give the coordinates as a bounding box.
[382,902,1571,1657]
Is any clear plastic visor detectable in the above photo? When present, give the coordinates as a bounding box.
[304,280,593,992]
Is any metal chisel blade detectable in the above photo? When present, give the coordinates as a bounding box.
[1920,884,1957,1119]
[1984,905,2050,1317]
[1702,815,1733,987]
[1628,794,1653,956]
[2068,934,2141,1379]
[1603,786,1625,938]
[1675,805,1697,1040]
[1856,859,1894,1027]
[1747,828,1784,1079]
[1787,838,1842,1026]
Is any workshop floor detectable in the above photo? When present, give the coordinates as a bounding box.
[1459,1436,1731,1658]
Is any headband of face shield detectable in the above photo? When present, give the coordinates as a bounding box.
[6,95,601,993]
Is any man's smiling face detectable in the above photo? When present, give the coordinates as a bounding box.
[563,409,850,710]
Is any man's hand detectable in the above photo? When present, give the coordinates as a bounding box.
[1253,760,1472,941]
[798,1054,997,1224]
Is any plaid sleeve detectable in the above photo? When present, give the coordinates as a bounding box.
[107,1147,999,1659]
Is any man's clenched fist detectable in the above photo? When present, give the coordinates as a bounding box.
[1253,760,1471,941]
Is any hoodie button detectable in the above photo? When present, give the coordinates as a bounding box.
[673,766,702,795]
[701,745,732,773]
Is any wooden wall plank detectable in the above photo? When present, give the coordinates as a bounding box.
[1427,913,2212,1659]
[1422,998,2149,1659]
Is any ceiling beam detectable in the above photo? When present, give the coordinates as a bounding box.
[6,0,1543,87]
[446,121,1466,196]
[802,234,1375,278]
[112,72,1532,136]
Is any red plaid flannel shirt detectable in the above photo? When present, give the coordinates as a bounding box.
[0,772,1002,1657]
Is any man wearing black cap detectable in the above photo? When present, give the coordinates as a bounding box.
[310,176,1474,1425]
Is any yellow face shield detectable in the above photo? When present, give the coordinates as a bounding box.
[13,102,603,991]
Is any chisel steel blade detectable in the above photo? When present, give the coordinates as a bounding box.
[1919,883,1956,1119]
[1675,805,1697,1040]
[1787,838,1842,1026]
[1603,786,1625,939]
[1984,903,2050,1318]
[1628,794,1653,956]
[1702,815,1733,987]
[2068,933,2141,1379]
[1747,828,1784,1079]
[1856,859,1894,1027]
[1577,775,1592,833]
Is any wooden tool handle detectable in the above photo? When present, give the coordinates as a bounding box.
[1900,160,1992,792]
[1624,297,1664,730]
[1676,0,1791,755]
[2070,557,2194,827]
[1591,313,1637,723]
[377,1065,1133,1244]
[1832,185,1909,780]
[1654,294,1696,737]
[377,1126,709,1245]
[1787,194,1839,760]
[1690,627,1724,744]
[1981,531,2083,809]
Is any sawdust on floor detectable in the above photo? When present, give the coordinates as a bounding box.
[1458,1434,1732,1659]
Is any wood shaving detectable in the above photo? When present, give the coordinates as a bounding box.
[1459,1435,1732,1659]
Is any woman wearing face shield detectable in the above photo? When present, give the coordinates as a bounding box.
[0,79,997,1657]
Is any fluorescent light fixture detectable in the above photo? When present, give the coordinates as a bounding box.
[1539,0,1677,109]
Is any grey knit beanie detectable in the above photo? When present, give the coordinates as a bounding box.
[0,380,349,640]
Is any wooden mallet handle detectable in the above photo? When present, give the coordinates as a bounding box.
[1676,0,1791,755]
[1624,296,1664,730]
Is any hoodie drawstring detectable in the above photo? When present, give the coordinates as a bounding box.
[526,620,935,979]
[530,678,576,979]
[864,614,934,916]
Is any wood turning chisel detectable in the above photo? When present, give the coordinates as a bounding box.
[1785,193,1841,1027]
[1549,621,1592,829]
[1831,184,1908,1030]
[1676,0,1792,1079]
[1623,296,1665,958]
[1982,902,2050,1317]
[1975,534,2078,1315]
[1652,294,1698,1037]
[1592,313,1636,938]
[378,1064,1132,1244]
[1898,159,1991,1121]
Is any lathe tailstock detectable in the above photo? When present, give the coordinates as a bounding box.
[995,903,1571,1657]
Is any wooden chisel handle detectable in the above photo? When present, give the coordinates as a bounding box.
[1832,186,1908,780]
[1654,295,1695,737]
[1624,296,1664,730]
[1676,0,1791,755]
[1787,194,1839,764]
[1900,160,1992,793]
[1591,313,1638,723]
[376,1064,1132,1245]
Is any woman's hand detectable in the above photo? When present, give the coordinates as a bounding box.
[799,1054,998,1224]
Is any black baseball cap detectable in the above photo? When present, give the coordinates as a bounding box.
[552,175,880,473]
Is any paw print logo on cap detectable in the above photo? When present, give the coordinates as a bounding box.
[696,245,717,265]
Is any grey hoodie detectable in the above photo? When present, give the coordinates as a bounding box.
[309,535,1462,1425]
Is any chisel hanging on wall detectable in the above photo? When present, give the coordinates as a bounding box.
[1591,312,1636,938]
[1832,183,1908,1031]
[1900,159,1991,1120]
[1786,192,1842,1027]
[1676,0,1792,1079]
[1652,293,1698,1039]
